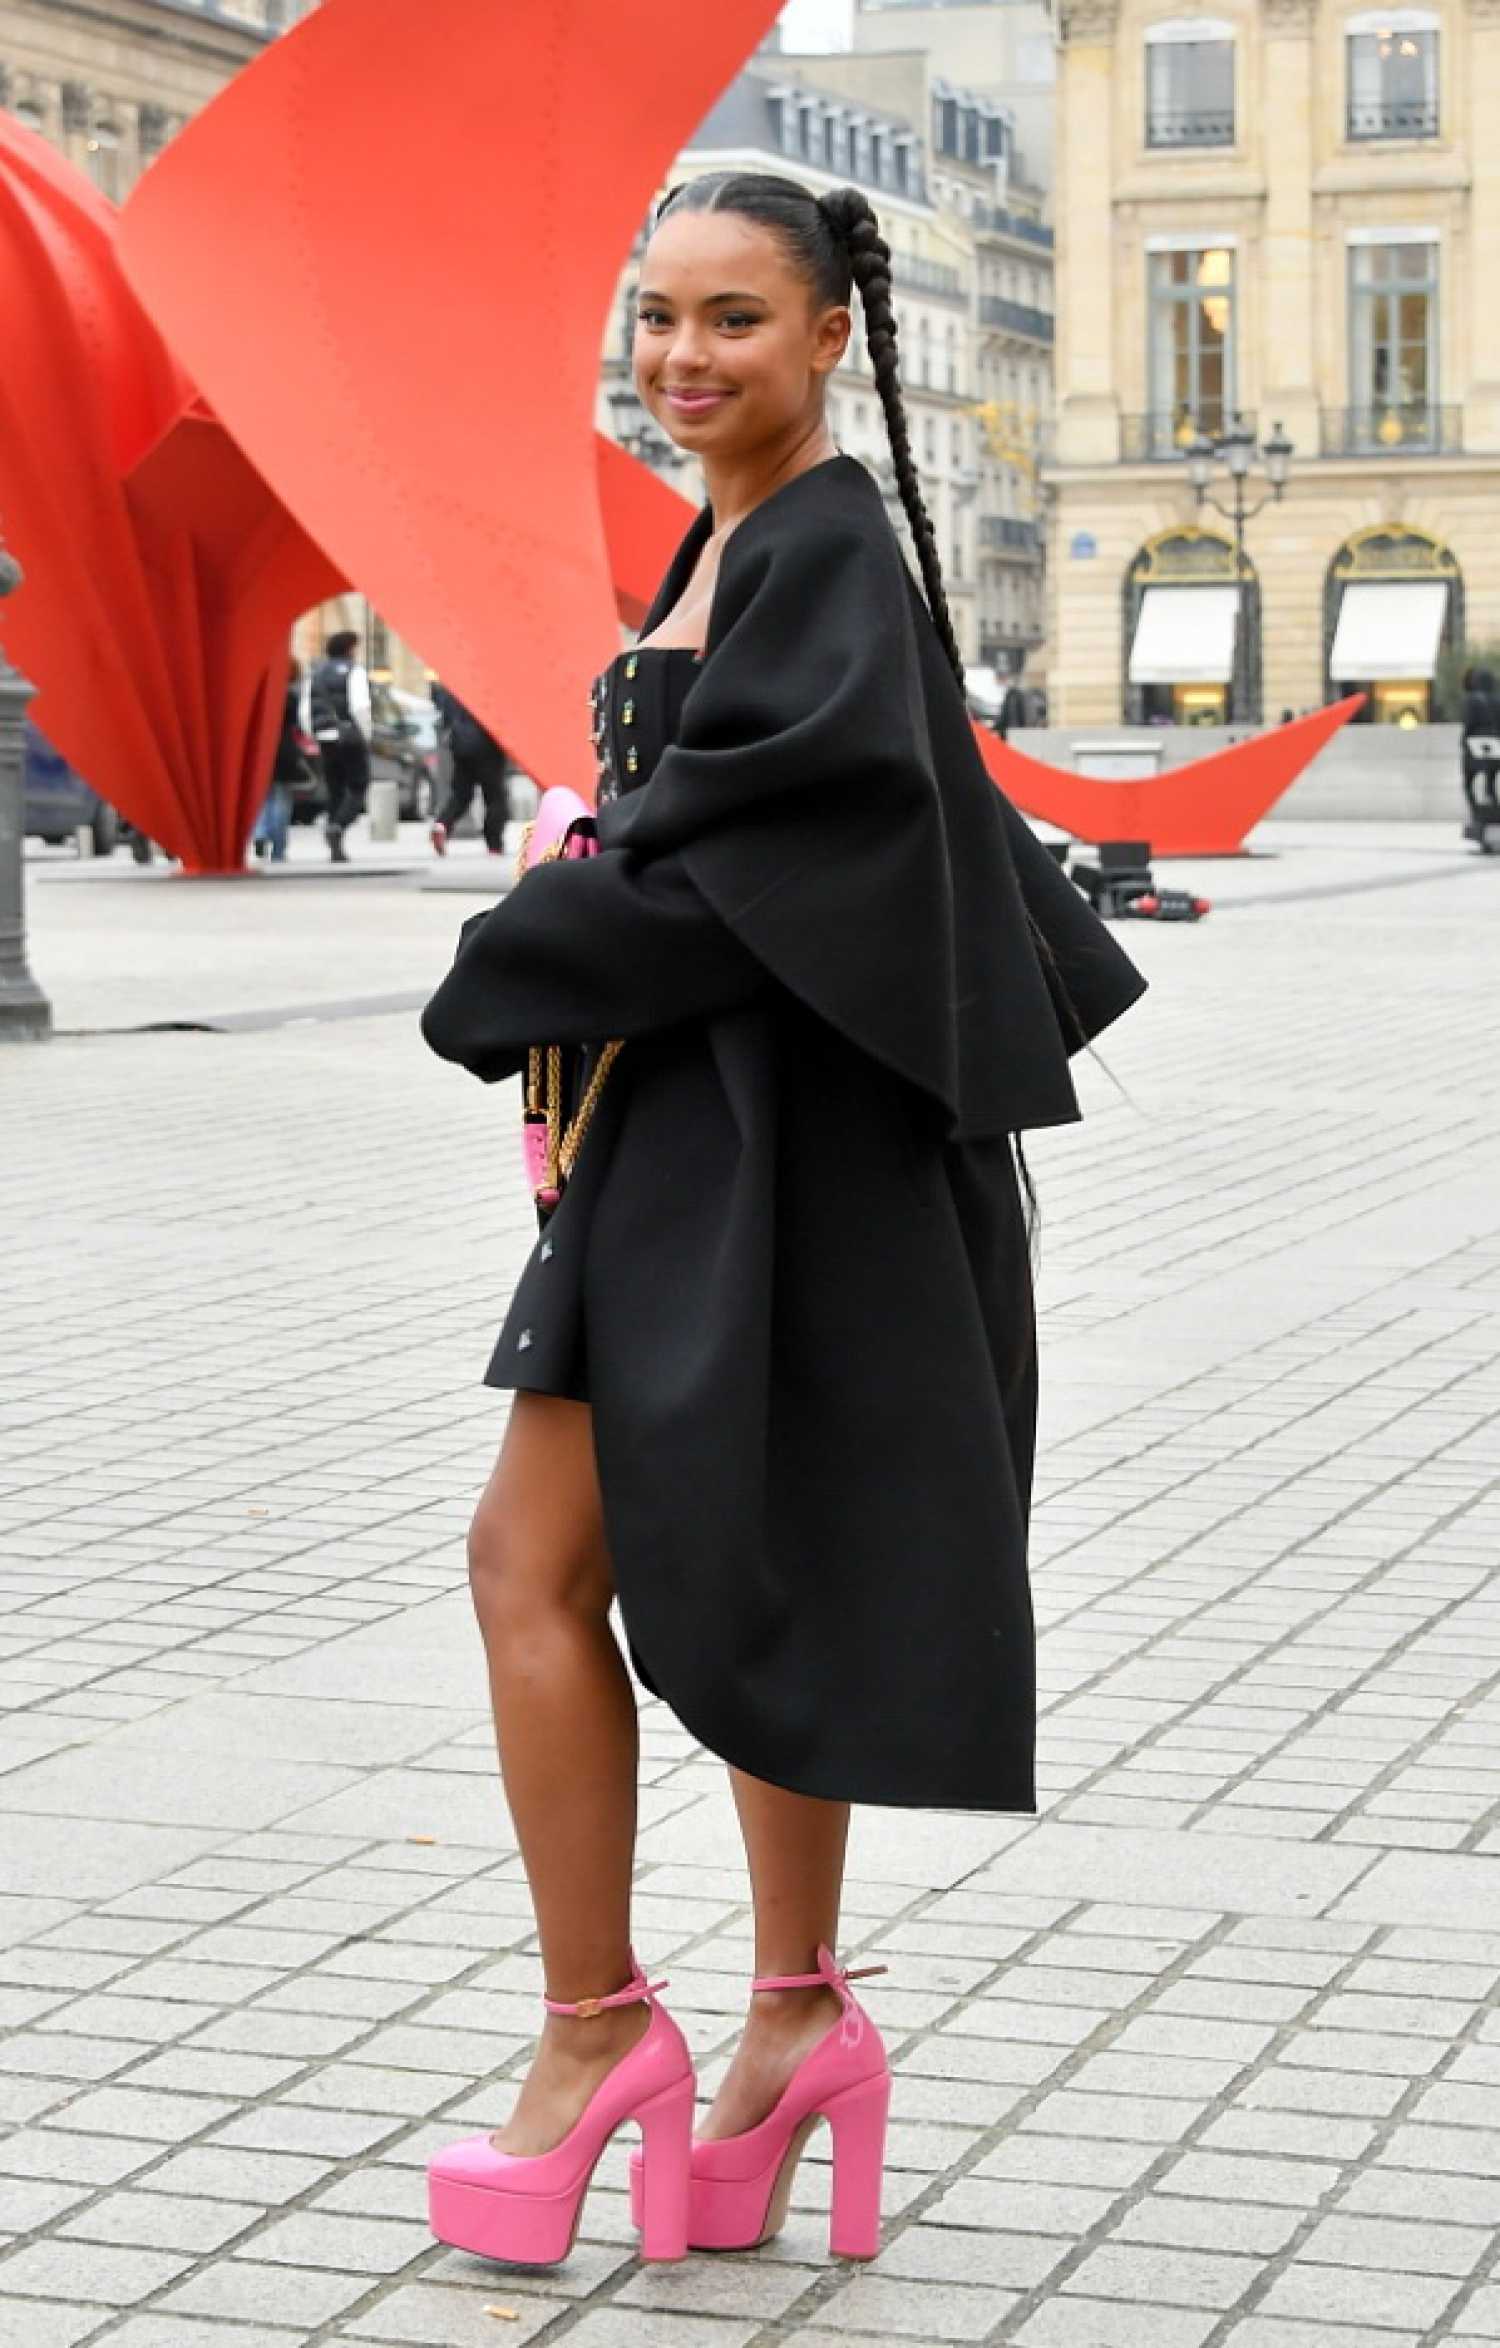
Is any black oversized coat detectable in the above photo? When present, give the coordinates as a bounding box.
[422,455,1145,1811]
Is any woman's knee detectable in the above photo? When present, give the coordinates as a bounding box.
[466,1491,613,1638]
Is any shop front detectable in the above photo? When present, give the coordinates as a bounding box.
[1325,527,1461,723]
[1124,529,1258,723]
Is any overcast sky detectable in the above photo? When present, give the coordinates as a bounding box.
[779,0,855,51]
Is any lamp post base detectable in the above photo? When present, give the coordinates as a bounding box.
[0,969,52,1041]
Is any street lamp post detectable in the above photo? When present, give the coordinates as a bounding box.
[0,549,52,1043]
[1182,416,1294,725]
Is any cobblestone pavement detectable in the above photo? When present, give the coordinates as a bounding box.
[3,821,1498,2348]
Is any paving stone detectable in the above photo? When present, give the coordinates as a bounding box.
[812,2270,1018,2338]
[99,2322,304,2348]
[0,2237,193,2303]
[1063,2241,1261,2310]
[1016,2300,1220,2347]
[1258,2261,1463,2329]
[157,2259,375,2327]
[245,2208,430,2272]
[333,2281,566,2343]
[0,2307,112,2348]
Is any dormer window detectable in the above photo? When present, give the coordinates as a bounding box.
[1145,19,1235,148]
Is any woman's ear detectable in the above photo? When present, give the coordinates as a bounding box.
[812,303,853,379]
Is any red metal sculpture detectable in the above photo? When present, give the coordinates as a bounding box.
[977,696,1364,857]
[0,117,343,871]
[118,0,786,811]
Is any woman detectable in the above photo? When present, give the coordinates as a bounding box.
[419,174,1146,2267]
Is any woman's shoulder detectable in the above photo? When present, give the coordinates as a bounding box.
[716,455,908,619]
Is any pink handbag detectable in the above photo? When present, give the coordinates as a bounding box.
[516,786,622,1221]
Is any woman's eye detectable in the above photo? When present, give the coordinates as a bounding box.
[718,313,756,331]
[636,309,670,328]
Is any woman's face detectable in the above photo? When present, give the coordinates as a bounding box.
[633,210,850,460]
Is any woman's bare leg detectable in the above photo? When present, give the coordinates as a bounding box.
[697,1767,852,2140]
[467,1393,647,2156]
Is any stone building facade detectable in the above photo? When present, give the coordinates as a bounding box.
[781,44,1055,682]
[0,0,310,201]
[1048,0,1500,725]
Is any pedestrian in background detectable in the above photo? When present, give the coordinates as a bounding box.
[252,655,308,863]
[1461,664,1500,834]
[302,628,372,863]
[429,681,511,857]
[995,676,1028,741]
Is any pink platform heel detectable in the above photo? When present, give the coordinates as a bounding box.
[627,1943,891,2259]
[427,1951,694,2266]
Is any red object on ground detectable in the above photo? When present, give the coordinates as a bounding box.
[973,696,1366,857]
[118,0,783,809]
[0,117,343,871]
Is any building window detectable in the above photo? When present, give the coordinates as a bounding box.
[946,321,958,391]
[1346,14,1439,140]
[917,315,931,388]
[776,95,799,157]
[924,415,939,466]
[1349,237,1439,445]
[1145,22,1235,148]
[853,122,872,179]
[86,115,122,199]
[830,114,849,171]
[951,418,964,465]
[804,104,826,166]
[1148,245,1236,444]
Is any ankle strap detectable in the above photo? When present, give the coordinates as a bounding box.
[543,1949,666,2018]
[752,1941,888,1996]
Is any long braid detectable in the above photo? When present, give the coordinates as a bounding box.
[819,188,965,693]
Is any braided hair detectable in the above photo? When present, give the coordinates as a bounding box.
[654,172,966,691]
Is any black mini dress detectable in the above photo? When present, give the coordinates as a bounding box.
[483,643,702,1405]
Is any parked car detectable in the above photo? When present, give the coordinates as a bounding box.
[23,723,118,855]
[288,682,440,824]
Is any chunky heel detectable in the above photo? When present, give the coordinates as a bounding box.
[426,1952,694,2268]
[825,2070,890,2260]
[627,1943,891,2256]
[634,2075,695,2262]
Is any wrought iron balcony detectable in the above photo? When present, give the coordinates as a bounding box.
[901,255,967,304]
[1320,404,1461,456]
[1121,411,1253,462]
[978,297,1055,343]
[1347,98,1439,140]
[1146,106,1236,149]
[974,206,1055,250]
[980,517,1042,554]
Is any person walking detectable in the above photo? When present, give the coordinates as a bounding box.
[995,676,1028,741]
[429,681,511,856]
[302,628,372,862]
[1461,664,1500,836]
[252,655,308,863]
[419,172,1147,2271]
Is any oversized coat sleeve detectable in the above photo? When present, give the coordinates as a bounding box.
[419,848,768,1084]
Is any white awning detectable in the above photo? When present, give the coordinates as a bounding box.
[1330,580,1448,681]
[1128,585,1240,685]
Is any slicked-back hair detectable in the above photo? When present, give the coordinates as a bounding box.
[654,171,965,691]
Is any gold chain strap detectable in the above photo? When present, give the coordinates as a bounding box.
[517,818,623,1199]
